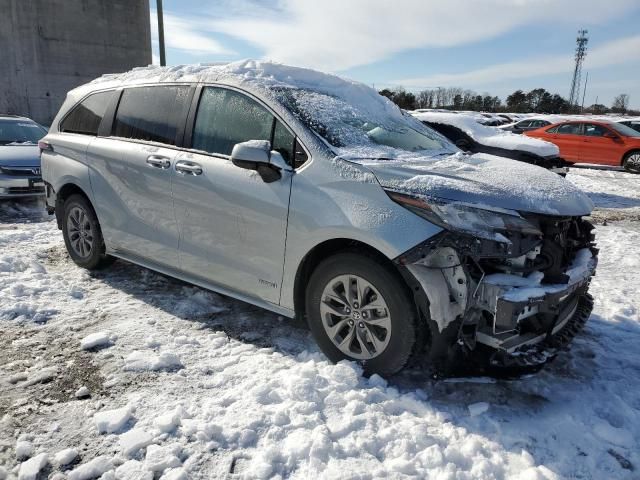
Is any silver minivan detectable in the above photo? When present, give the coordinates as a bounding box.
[41,61,598,376]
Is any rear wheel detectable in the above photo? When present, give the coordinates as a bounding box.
[623,151,640,173]
[305,252,418,377]
[62,194,113,270]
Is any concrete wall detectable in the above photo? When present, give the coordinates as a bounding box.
[0,0,151,125]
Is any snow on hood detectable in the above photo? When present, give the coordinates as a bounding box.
[355,152,594,216]
[0,145,41,167]
[412,112,559,157]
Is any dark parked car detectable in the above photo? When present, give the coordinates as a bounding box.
[618,119,640,134]
[413,112,568,173]
[501,118,552,134]
[0,115,48,198]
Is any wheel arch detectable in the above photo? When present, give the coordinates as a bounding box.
[54,183,93,229]
[292,237,409,322]
[621,148,640,166]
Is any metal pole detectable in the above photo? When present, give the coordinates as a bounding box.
[157,0,166,66]
[581,72,588,113]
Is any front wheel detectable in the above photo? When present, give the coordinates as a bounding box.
[305,253,418,377]
[623,151,640,173]
[62,194,113,270]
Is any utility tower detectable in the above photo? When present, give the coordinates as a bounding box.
[568,29,589,112]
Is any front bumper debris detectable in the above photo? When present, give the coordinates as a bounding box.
[488,293,594,370]
[397,214,598,371]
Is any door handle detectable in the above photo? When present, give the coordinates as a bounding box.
[175,160,203,176]
[146,155,171,169]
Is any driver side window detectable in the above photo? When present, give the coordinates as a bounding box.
[192,87,308,168]
[192,87,273,156]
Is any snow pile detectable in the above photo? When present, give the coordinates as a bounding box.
[119,428,155,457]
[468,402,490,417]
[123,350,183,372]
[15,440,34,460]
[80,331,113,350]
[412,111,559,157]
[94,406,133,434]
[145,445,182,472]
[54,448,78,466]
[18,453,48,480]
[67,456,114,480]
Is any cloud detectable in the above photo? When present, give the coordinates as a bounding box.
[205,0,638,71]
[393,34,640,88]
[150,10,234,57]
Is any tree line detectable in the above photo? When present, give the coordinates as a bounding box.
[379,86,637,115]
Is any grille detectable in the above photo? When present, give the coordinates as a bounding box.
[0,166,41,176]
[4,186,45,194]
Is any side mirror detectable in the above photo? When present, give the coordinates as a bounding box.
[231,140,288,183]
[603,131,618,140]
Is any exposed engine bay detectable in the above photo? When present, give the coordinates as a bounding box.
[398,214,598,371]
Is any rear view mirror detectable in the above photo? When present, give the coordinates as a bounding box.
[603,131,618,139]
[231,140,285,183]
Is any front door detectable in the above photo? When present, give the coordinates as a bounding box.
[579,123,622,166]
[171,86,296,304]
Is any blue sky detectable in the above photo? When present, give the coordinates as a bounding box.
[149,0,640,108]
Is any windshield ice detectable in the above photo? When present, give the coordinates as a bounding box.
[272,87,454,157]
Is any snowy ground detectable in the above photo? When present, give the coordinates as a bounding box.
[0,168,639,480]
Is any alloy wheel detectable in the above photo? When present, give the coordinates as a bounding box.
[319,274,392,360]
[66,206,94,258]
[625,153,640,173]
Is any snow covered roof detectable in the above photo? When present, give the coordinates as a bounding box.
[80,60,456,157]
[85,60,392,117]
[411,112,559,157]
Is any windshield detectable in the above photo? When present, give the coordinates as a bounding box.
[272,87,453,156]
[610,122,640,138]
[0,119,47,145]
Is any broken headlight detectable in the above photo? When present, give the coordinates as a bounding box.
[386,190,541,242]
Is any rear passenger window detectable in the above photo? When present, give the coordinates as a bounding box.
[555,123,581,135]
[113,86,190,145]
[60,91,113,135]
[192,87,273,156]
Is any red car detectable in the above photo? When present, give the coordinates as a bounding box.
[525,120,640,172]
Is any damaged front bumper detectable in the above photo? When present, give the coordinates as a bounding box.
[396,215,598,369]
[473,255,596,353]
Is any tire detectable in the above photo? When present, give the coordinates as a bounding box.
[622,151,640,173]
[62,194,113,270]
[305,252,418,377]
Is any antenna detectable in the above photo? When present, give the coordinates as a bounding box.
[568,29,588,112]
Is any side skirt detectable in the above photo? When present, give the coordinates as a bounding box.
[108,249,296,319]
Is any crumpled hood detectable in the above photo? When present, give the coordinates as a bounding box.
[0,145,41,167]
[356,152,594,216]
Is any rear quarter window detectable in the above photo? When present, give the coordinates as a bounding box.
[60,91,113,135]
